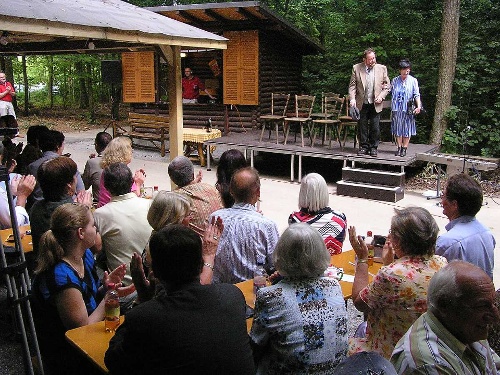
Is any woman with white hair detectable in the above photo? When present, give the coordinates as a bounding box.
[250,223,348,374]
[289,173,347,254]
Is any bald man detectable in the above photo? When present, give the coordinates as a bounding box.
[391,261,500,374]
[209,167,279,284]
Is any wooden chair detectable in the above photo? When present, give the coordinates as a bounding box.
[284,94,316,147]
[311,92,340,119]
[338,94,359,150]
[379,100,395,144]
[259,93,290,144]
[312,95,344,147]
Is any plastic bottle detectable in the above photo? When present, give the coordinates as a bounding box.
[140,185,145,198]
[366,231,374,267]
[253,262,267,298]
[104,283,120,332]
[152,186,159,198]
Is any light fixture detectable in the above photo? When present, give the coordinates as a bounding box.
[88,39,95,50]
[180,52,187,58]
[0,32,9,46]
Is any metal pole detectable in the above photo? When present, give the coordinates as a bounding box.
[0,165,44,374]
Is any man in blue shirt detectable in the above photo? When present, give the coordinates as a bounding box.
[436,173,495,279]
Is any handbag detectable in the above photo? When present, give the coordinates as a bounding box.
[406,98,417,116]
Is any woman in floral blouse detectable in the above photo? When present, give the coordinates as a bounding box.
[250,223,348,374]
[349,207,448,358]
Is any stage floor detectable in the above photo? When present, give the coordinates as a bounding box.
[205,129,438,182]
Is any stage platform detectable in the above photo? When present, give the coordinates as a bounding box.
[205,129,438,182]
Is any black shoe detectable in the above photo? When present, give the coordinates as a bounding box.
[357,148,369,155]
[370,148,378,157]
[395,147,401,156]
[400,147,407,157]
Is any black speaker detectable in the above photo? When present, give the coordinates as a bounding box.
[101,60,122,84]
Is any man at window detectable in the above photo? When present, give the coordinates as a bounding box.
[182,67,213,104]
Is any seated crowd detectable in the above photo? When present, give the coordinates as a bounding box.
[1,126,498,374]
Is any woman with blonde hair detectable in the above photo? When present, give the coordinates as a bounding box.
[32,203,133,374]
[132,191,223,303]
[97,136,146,207]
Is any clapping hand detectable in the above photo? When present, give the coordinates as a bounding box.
[382,235,395,266]
[104,264,136,298]
[201,216,223,257]
[130,253,154,303]
[348,226,369,260]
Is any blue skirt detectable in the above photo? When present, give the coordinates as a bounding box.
[391,110,416,137]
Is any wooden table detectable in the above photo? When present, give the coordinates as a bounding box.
[0,224,33,253]
[183,128,222,167]
[66,316,124,374]
[64,250,381,374]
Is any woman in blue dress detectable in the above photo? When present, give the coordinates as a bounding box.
[32,203,133,374]
[391,59,422,157]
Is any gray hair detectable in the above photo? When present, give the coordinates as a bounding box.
[168,156,194,187]
[427,261,463,314]
[147,191,192,231]
[298,173,330,213]
[274,223,330,277]
[390,207,439,257]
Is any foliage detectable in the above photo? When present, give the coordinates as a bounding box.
[7,0,499,156]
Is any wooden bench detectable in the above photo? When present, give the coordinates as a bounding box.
[122,113,169,157]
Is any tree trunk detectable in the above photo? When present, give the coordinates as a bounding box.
[430,0,460,145]
[22,56,29,116]
[47,56,54,108]
[86,63,95,122]
[76,61,88,109]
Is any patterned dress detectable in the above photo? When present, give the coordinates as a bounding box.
[349,254,448,358]
[250,277,348,374]
[288,207,347,255]
[390,75,420,138]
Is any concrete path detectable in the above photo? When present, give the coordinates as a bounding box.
[51,129,500,287]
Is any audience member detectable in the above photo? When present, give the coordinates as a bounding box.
[210,167,279,283]
[82,131,112,203]
[168,155,222,229]
[0,140,36,229]
[333,352,397,375]
[93,162,151,302]
[289,173,347,255]
[16,125,48,174]
[216,149,248,208]
[250,223,348,373]
[29,156,93,255]
[436,173,495,279]
[1,136,22,173]
[97,136,145,207]
[27,129,85,207]
[488,289,500,355]
[131,191,222,303]
[391,261,500,373]
[349,207,447,358]
[32,203,133,375]
[105,224,255,374]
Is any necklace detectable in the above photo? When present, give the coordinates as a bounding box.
[62,256,85,279]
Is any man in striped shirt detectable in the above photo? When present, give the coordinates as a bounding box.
[391,261,500,374]
[210,167,279,284]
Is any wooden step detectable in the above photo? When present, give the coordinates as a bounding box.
[336,180,404,202]
[342,167,405,187]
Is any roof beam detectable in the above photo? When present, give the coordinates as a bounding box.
[236,7,259,21]
[204,9,228,23]
[177,10,204,26]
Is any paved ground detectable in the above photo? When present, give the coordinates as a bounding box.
[1,128,498,373]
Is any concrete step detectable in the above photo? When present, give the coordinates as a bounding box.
[342,167,405,187]
[336,180,405,202]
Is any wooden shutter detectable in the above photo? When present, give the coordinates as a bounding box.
[122,51,156,103]
[223,30,259,105]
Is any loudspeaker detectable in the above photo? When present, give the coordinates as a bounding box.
[101,60,122,84]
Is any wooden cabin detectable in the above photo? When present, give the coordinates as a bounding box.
[130,1,323,133]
